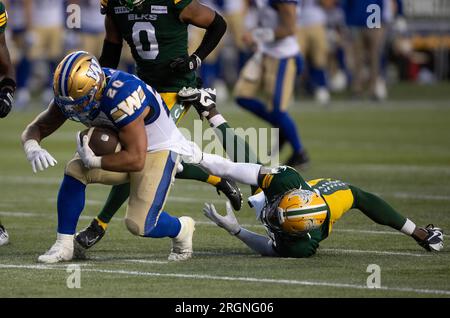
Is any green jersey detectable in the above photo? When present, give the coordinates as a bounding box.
[102,0,198,92]
[0,2,7,34]
[258,166,335,258]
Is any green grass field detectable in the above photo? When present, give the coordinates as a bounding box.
[0,84,449,298]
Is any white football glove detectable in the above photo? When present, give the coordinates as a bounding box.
[76,132,102,169]
[23,140,58,173]
[203,202,241,235]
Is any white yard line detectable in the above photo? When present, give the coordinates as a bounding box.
[0,263,449,296]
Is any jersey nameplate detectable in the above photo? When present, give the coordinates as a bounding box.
[151,5,168,14]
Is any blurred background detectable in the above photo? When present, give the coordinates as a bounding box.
[3,0,450,110]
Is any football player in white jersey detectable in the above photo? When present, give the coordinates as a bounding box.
[297,0,331,105]
[24,0,64,104]
[234,0,310,169]
[21,52,200,263]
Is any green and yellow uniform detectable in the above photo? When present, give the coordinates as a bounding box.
[258,166,357,258]
[101,0,198,95]
[0,2,8,34]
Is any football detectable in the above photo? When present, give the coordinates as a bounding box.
[80,127,122,156]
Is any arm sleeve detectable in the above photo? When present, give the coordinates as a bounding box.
[236,228,279,257]
[99,40,123,69]
[193,12,227,61]
[0,4,7,34]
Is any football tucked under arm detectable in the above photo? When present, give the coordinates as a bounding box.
[80,127,122,156]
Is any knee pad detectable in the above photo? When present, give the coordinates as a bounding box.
[65,159,89,185]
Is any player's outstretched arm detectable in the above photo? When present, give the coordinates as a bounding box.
[21,102,66,173]
[203,203,279,257]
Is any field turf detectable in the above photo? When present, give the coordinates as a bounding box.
[0,84,449,298]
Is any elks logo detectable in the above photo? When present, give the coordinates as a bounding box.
[128,14,157,21]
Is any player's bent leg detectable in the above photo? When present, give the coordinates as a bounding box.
[39,157,128,263]
[124,151,195,261]
[349,185,444,252]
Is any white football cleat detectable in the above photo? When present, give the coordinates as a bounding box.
[0,224,9,246]
[168,217,195,262]
[38,233,74,264]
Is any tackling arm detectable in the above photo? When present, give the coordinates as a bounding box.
[203,203,279,257]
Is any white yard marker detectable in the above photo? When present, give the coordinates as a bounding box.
[0,264,449,296]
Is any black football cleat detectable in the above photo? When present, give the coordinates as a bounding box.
[286,150,310,170]
[178,87,217,119]
[416,224,444,252]
[75,218,106,250]
[215,178,243,211]
[0,224,9,246]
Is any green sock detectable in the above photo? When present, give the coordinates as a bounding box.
[349,185,406,231]
[97,183,130,224]
[176,162,210,182]
[216,123,259,164]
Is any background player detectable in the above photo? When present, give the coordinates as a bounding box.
[0,0,16,246]
[234,0,310,169]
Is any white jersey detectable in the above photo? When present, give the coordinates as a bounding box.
[8,0,26,31]
[297,0,327,27]
[254,0,300,59]
[79,0,104,33]
[32,0,64,28]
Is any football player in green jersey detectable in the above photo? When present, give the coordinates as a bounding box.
[0,0,16,247]
[75,0,257,250]
[195,158,444,258]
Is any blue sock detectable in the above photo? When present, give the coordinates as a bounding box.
[201,62,218,88]
[272,111,303,153]
[236,97,274,123]
[16,57,30,89]
[310,66,327,89]
[145,212,181,238]
[57,175,86,235]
